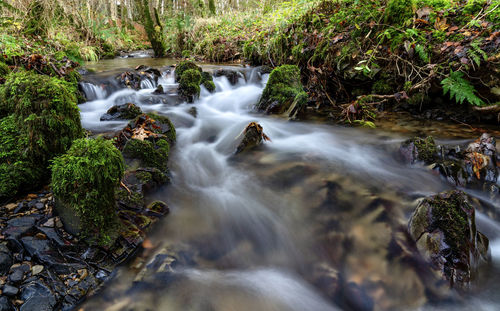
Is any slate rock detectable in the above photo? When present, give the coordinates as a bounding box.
[20,280,57,311]
[0,250,12,275]
[2,284,18,296]
[0,296,14,311]
[20,237,50,258]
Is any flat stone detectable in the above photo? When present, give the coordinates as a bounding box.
[31,265,43,275]
[4,203,17,211]
[41,218,54,228]
[20,280,56,311]
[0,296,14,311]
[3,216,39,239]
[2,284,18,296]
[38,227,65,247]
[34,203,44,210]
[20,237,50,258]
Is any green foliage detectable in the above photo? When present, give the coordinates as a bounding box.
[209,0,216,15]
[179,68,202,102]
[0,61,9,76]
[24,0,47,37]
[441,71,485,106]
[257,65,307,114]
[385,0,416,25]
[51,138,124,246]
[463,0,487,16]
[468,39,487,67]
[136,0,166,57]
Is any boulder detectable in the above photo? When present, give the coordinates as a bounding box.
[214,69,242,85]
[100,103,142,121]
[116,66,161,90]
[408,190,490,289]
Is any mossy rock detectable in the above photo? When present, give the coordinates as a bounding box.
[384,0,416,25]
[408,190,490,289]
[0,71,83,162]
[178,69,202,103]
[51,138,125,246]
[201,71,216,93]
[101,103,143,121]
[256,65,308,116]
[123,138,170,172]
[399,136,437,164]
[175,60,202,82]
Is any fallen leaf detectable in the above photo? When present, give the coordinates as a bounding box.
[435,17,449,31]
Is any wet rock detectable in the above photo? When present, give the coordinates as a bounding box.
[399,136,437,164]
[408,190,490,289]
[464,133,498,183]
[31,265,43,275]
[20,280,56,311]
[214,69,242,85]
[20,237,50,259]
[3,216,38,239]
[38,227,65,247]
[153,84,164,95]
[116,66,161,90]
[235,122,271,154]
[0,296,14,311]
[2,284,18,297]
[100,103,142,121]
[9,268,24,284]
[0,245,12,275]
[188,107,197,118]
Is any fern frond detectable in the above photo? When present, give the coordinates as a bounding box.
[468,39,487,67]
[441,71,485,106]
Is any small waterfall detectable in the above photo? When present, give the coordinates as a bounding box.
[79,82,107,101]
[140,78,156,89]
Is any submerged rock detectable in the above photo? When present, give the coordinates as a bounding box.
[100,103,142,121]
[235,122,271,154]
[408,190,490,289]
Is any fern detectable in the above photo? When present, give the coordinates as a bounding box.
[441,71,485,106]
[468,39,487,67]
[415,44,429,63]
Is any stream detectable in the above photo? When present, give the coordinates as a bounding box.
[77,58,500,311]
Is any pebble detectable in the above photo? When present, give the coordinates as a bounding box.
[31,265,43,276]
[9,269,24,283]
[42,218,54,228]
[4,203,17,211]
[34,203,44,210]
[2,284,19,296]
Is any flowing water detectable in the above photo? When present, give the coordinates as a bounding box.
[77,59,500,311]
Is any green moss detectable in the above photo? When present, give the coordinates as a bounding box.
[0,71,83,162]
[257,65,307,115]
[0,115,44,198]
[463,0,487,16]
[372,79,393,95]
[201,71,216,93]
[175,60,202,82]
[426,191,470,255]
[64,70,81,85]
[385,0,416,25]
[179,69,202,103]
[51,138,125,246]
[122,138,170,171]
[413,136,437,163]
[0,62,10,77]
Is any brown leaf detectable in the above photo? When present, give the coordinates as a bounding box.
[434,17,449,31]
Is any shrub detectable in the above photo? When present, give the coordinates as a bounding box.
[51,138,125,246]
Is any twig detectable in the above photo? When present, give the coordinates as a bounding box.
[120,181,132,196]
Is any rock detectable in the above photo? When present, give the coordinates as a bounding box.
[399,136,437,164]
[214,69,242,85]
[31,265,43,275]
[2,284,18,297]
[38,227,65,247]
[34,203,44,210]
[9,268,24,284]
[178,69,201,103]
[0,247,12,275]
[408,190,490,289]
[0,296,14,311]
[464,133,498,183]
[20,280,56,311]
[235,122,271,154]
[116,67,161,90]
[3,216,38,239]
[20,237,50,259]
[100,103,143,121]
[188,107,197,118]
[42,218,54,228]
[153,84,164,95]
[256,65,308,117]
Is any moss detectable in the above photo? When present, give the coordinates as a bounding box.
[201,71,216,93]
[51,138,125,246]
[0,62,10,77]
[426,191,470,256]
[122,138,170,171]
[0,115,44,198]
[257,65,307,115]
[175,60,202,82]
[463,0,487,16]
[144,112,177,142]
[385,0,416,25]
[0,71,83,162]
[413,136,437,163]
[178,69,202,103]
[372,79,393,95]
[64,70,81,85]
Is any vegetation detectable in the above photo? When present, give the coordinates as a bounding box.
[51,138,125,246]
